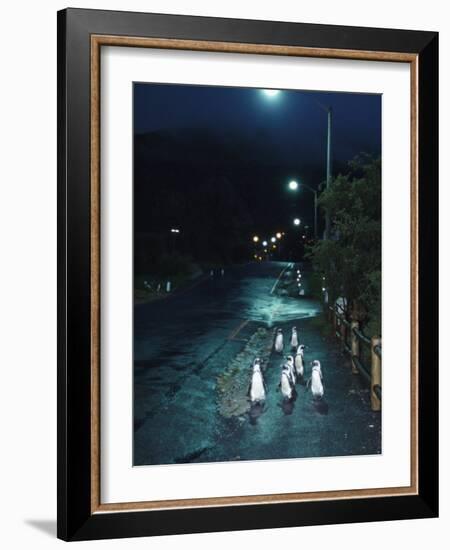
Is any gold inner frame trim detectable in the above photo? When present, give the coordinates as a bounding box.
[90,34,419,514]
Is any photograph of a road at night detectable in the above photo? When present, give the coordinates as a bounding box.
[133,83,382,466]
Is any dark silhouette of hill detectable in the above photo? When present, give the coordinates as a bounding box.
[133,128,348,270]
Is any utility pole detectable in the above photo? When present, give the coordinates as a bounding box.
[325,106,332,240]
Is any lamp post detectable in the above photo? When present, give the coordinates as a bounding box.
[300,183,318,239]
[313,101,332,239]
[325,106,332,239]
[261,89,333,238]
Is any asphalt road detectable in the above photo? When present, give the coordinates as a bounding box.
[133,261,381,466]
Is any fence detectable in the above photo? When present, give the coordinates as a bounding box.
[328,302,381,411]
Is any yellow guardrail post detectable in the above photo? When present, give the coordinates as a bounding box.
[371,336,382,411]
[351,321,360,374]
[340,315,346,349]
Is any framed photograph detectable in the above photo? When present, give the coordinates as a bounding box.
[57,8,438,541]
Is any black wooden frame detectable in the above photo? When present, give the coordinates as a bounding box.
[57,8,439,541]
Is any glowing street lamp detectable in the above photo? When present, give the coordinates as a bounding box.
[270,237,276,243]
[293,218,301,226]
[276,232,282,239]
[262,89,280,98]
[288,180,299,191]
[262,240,268,247]
[252,235,259,243]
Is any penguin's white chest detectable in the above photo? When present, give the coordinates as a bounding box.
[291,331,298,348]
[250,372,265,402]
[275,334,283,352]
[281,373,293,399]
[287,363,296,384]
[295,353,304,376]
[311,371,324,397]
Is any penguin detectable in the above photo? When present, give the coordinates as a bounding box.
[247,358,267,404]
[274,328,284,353]
[285,355,296,386]
[307,360,324,399]
[290,326,299,349]
[279,365,295,400]
[294,344,305,381]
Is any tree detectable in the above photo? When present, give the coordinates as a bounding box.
[308,154,381,333]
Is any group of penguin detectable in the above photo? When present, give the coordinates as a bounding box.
[248,326,324,405]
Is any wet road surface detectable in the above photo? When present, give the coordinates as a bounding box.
[133,261,381,466]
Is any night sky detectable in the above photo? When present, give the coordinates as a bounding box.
[134,83,381,168]
[133,83,381,267]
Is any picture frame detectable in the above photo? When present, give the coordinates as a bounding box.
[57,7,438,541]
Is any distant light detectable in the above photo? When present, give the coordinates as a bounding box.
[252,235,259,243]
[262,240,268,247]
[276,232,282,239]
[170,228,180,233]
[271,237,276,243]
[322,287,326,292]
[272,245,276,249]
[293,218,301,226]
[289,180,299,191]
[264,249,268,253]
[262,89,280,97]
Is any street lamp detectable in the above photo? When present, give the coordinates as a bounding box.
[276,232,282,239]
[262,89,280,98]
[252,235,259,243]
[262,240,268,247]
[270,237,276,243]
[260,90,333,239]
[293,218,301,226]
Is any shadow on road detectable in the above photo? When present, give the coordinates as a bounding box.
[312,397,329,415]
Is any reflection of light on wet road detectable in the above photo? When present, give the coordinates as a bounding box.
[246,296,322,327]
[238,269,322,328]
